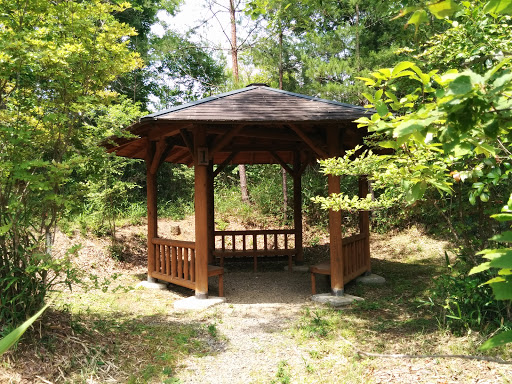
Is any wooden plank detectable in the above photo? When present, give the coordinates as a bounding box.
[165,245,170,276]
[152,272,196,290]
[190,249,195,282]
[153,238,195,249]
[171,245,177,277]
[183,248,189,281]
[214,229,295,236]
[177,247,183,278]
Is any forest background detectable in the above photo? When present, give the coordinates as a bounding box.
[0,0,511,354]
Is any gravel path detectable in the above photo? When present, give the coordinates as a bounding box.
[172,268,321,384]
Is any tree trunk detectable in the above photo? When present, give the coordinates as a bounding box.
[229,0,239,83]
[229,0,249,202]
[279,28,287,218]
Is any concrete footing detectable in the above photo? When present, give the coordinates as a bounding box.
[356,274,386,285]
[135,281,168,290]
[311,293,364,307]
[174,296,226,310]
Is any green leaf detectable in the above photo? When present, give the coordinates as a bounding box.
[469,262,492,274]
[489,276,512,299]
[491,213,512,222]
[0,223,11,236]
[491,231,512,243]
[0,303,49,355]
[406,9,428,34]
[427,0,460,18]
[447,75,473,95]
[480,330,512,350]
[375,100,389,117]
[483,0,512,15]
[391,61,415,77]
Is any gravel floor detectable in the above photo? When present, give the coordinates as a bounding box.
[172,265,322,384]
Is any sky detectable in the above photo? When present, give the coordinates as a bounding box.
[152,0,234,54]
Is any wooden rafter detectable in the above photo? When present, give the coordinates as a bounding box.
[210,124,244,155]
[213,151,239,178]
[288,123,329,159]
[180,129,195,158]
[269,151,294,177]
[149,138,168,175]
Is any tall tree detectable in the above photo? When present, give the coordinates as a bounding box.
[0,0,141,330]
[228,0,250,203]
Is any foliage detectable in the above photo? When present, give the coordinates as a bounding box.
[245,0,441,103]
[0,303,49,354]
[0,0,141,331]
[317,0,512,345]
[470,193,512,349]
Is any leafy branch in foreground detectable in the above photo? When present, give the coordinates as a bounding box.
[470,193,512,350]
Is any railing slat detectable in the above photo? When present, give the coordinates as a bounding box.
[177,247,183,279]
[183,248,189,281]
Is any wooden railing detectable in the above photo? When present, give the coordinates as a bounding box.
[342,233,370,282]
[213,229,296,271]
[151,238,196,290]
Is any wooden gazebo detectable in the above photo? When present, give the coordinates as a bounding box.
[107,84,372,298]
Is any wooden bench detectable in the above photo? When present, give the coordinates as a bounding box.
[208,264,224,297]
[214,230,295,272]
[310,261,331,295]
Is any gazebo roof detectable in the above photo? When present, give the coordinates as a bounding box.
[107,85,372,165]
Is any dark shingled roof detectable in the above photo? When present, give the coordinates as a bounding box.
[143,85,370,123]
[106,85,373,166]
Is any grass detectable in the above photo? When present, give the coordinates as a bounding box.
[1,273,215,383]
[3,225,512,383]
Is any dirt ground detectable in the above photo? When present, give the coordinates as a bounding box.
[1,220,511,384]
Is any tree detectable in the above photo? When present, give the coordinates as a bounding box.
[0,0,141,332]
[317,0,512,347]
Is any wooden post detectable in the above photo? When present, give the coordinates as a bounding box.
[327,127,344,296]
[146,141,158,282]
[359,176,371,274]
[207,161,215,264]
[194,127,209,299]
[293,151,304,265]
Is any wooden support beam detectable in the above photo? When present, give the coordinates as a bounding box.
[359,176,371,274]
[293,151,304,265]
[145,139,158,282]
[207,161,215,264]
[269,151,294,177]
[149,138,167,175]
[213,151,239,178]
[194,127,209,299]
[181,129,195,159]
[327,126,344,296]
[210,124,244,155]
[288,123,329,159]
